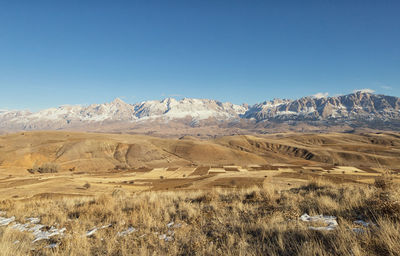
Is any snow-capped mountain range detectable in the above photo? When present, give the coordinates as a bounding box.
[0,91,399,132]
[0,97,247,130]
[244,91,400,121]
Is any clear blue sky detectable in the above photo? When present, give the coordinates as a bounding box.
[0,1,399,111]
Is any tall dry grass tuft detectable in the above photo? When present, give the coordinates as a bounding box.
[0,180,399,255]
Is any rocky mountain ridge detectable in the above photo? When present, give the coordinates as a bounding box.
[0,91,399,133]
[244,91,400,121]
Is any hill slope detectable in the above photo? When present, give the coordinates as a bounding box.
[1,131,399,172]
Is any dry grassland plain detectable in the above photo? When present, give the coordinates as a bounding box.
[0,131,399,255]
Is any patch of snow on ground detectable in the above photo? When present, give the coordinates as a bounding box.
[32,227,66,243]
[100,224,112,229]
[300,213,338,231]
[167,221,183,229]
[1,214,66,245]
[11,222,30,232]
[354,220,374,227]
[45,243,58,249]
[352,219,376,233]
[85,227,98,237]
[159,234,174,242]
[85,224,112,237]
[0,216,15,226]
[27,217,41,224]
[117,227,136,237]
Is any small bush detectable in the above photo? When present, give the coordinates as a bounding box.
[27,162,59,174]
[114,165,128,171]
[83,182,91,189]
[374,174,393,191]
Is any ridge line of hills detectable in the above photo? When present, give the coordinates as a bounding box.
[0,91,399,134]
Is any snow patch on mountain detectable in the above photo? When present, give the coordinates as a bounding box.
[312,92,329,99]
[134,98,245,120]
[353,88,375,94]
[0,92,399,132]
[245,91,400,121]
[0,98,246,130]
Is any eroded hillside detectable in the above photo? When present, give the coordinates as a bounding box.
[0,131,399,172]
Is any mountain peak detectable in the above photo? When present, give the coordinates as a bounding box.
[161,97,178,103]
[0,92,399,132]
[111,97,127,104]
[353,89,375,95]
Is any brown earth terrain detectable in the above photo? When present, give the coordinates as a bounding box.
[1,131,400,256]
[0,131,399,200]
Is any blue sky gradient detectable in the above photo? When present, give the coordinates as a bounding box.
[0,1,399,111]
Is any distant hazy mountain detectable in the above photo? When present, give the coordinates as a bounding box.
[0,91,399,134]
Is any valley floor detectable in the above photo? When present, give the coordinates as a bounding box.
[0,163,399,200]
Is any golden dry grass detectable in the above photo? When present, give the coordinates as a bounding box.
[1,131,400,255]
[0,177,399,256]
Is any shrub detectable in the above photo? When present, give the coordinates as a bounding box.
[114,165,128,171]
[374,174,393,191]
[83,182,91,189]
[27,162,59,174]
